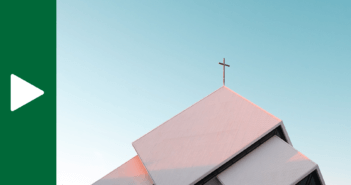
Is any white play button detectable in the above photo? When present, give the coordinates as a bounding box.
[11,74,44,111]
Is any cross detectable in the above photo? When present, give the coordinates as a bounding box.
[219,58,230,86]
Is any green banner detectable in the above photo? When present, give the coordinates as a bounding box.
[0,1,56,184]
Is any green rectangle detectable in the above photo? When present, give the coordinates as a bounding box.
[0,1,56,184]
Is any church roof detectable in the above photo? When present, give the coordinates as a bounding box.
[132,86,292,185]
[217,136,324,185]
[92,155,153,185]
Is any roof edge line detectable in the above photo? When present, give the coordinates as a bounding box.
[316,165,326,185]
[280,122,293,146]
[223,86,282,121]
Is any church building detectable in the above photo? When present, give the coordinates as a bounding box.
[93,86,325,185]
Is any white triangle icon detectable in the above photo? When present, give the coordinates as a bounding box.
[11,74,44,111]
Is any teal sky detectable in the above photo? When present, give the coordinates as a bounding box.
[58,1,351,184]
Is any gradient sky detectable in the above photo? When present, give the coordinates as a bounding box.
[58,1,351,184]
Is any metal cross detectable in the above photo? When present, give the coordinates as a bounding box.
[219,58,230,86]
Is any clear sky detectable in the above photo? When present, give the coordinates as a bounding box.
[58,1,351,184]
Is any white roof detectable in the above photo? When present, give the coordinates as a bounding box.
[133,86,291,185]
[92,155,153,185]
[217,136,321,185]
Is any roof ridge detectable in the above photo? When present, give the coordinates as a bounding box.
[132,86,226,145]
